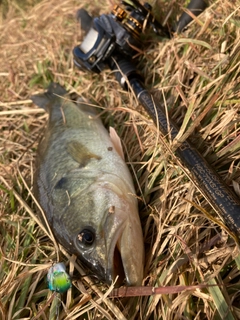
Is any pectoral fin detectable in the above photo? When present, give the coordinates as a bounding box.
[109,127,125,160]
[67,141,101,167]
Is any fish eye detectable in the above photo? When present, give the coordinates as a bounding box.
[77,228,95,246]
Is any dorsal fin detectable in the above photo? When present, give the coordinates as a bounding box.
[76,97,99,117]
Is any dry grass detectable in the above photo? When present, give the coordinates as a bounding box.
[0,0,240,319]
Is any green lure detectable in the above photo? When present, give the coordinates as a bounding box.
[47,263,72,293]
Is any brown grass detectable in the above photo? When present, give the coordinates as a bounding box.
[0,0,240,319]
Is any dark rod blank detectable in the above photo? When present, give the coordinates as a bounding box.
[173,0,208,33]
[128,77,240,238]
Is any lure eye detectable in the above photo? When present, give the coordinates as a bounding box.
[78,228,95,246]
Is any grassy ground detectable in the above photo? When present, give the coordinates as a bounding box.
[0,0,240,319]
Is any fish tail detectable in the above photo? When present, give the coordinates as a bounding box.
[31,83,68,110]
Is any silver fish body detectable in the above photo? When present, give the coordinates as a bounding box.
[32,83,144,285]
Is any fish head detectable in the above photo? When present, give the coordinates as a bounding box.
[69,181,144,286]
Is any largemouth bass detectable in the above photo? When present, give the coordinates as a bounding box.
[31,83,144,286]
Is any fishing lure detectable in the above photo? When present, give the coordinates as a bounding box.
[47,262,72,293]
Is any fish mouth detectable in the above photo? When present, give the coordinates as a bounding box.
[106,223,143,286]
[111,239,125,286]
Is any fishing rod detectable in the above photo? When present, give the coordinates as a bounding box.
[72,0,240,238]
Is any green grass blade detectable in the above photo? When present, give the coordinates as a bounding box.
[208,278,235,320]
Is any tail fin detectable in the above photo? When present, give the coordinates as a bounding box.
[31,83,68,110]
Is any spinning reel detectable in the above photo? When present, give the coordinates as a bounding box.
[73,0,207,74]
[73,0,171,73]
